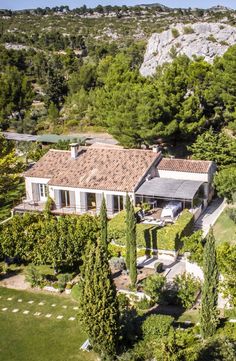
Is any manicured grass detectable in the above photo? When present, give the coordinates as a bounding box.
[213,208,236,245]
[0,287,95,361]
[177,309,199,324]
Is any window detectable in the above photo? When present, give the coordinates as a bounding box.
[39,184,47,198]
[114,195,124,213]
[87,193,96,210]
[61,190,70,207]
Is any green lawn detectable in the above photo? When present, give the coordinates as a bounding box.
[177,309,199,324]
[213,208,236,245]
[0,287,95,361]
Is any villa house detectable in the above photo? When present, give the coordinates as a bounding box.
[14,143,216,218]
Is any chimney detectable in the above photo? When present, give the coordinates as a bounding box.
[152,145,159,153]
[146,174,152,182]
[70,143,79,159]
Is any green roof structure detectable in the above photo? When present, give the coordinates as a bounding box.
[36,134,86,144]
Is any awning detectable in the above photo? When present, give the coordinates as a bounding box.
[135,177,204,201]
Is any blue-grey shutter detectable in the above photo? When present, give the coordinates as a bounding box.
[54,190,62,208]
[80,192,87,213]
[32,183,40,202]
[96,193,103,214]
[69,191,76,210]
[106,194,114,216]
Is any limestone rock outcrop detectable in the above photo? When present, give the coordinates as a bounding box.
[140,22,236,76]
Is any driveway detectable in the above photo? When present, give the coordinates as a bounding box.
[194,198,226,236]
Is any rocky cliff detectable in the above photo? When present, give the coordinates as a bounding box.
[140,22,236,76]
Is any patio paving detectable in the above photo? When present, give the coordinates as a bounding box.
[194,198,226,236]
[137,256,186,281]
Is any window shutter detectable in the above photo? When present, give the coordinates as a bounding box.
[32,183,40,202]
[54,190,62,208]
[106,194,114,216]
[69,191,76,209]
[96,193,103,214]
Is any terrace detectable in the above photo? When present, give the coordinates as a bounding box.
[13,198,78,216]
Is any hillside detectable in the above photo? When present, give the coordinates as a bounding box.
[0,4,236,149]
[1,5,236,51]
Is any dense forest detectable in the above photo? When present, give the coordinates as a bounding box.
[0,4,236,149]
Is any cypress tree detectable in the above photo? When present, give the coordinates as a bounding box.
[125,194,131,270]
[100,195,108,251]
[129,203,137,288]
[200,227,219,339]
[79,239,119,360]
[125,195,137,287]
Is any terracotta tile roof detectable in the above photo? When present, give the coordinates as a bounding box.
[157,158,212,174]
[24,147,160,192]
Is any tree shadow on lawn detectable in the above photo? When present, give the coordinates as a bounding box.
[145,303,185,320]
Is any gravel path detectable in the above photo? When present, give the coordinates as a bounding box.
[0,273,28,290]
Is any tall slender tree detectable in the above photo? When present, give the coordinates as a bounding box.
[100,195,108,251]
[79,239,119,360]
[125,194,131,270]
[200,227,219,339]
[125,195,137,287]
[129,203,137,288]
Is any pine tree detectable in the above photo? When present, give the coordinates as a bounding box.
[126,195,137,287]
[200,227,219,339]
[100,195,108,251]
[79,239,119,360]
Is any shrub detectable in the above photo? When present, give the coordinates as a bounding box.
[182,230,204,265]
[109,256,126,271]
[135,296,151,310]
[25,265,42,288]
[207,34,217,43]
[154,261,163,273]
[220,40,229,46]
[57,273,73,292]
[171,28,180,38]
[227,208,236,223]
[173,272,201,309]
[118,293,130,312]
[143,274,165,303]
[161,282,178,305]
[43,196,55,215]
[142,203,151,212]
[108,243,126,258]
[142,314,174,340]
[183,26,194,34]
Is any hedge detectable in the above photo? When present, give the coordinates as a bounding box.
[108,209,194,251]
[157,209,194,251]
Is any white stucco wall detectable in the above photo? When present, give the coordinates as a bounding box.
[25,177,50,200]
[157,170,209,182]
[27,178,134,214]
